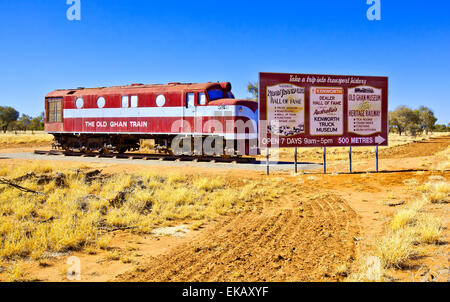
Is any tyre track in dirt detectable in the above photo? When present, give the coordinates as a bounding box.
[320,195,359,265]
[117,191,359,282]
[181,212,276,281]
[305,197,348,276]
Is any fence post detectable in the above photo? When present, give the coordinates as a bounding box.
[294,147,298,174]
[266,148,270,176]
[349,146,352,173]
[323,147,326,174]
[376,146,379,172]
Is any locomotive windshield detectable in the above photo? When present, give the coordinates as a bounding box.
[207,88,235,101]
[207,89,226,101]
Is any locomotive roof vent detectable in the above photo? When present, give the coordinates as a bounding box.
[168,82,193,86]
[67,90,77,95]
[131,83,144,86]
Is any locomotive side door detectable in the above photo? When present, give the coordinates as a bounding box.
[184,92,196,134]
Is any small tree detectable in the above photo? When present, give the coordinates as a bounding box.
[0,106,19,133]
[247,82,258,101]
[18,114,32,132]
[30,112,45,133]
[434,123,450,132]
[389,106,425,136]
[406,109,422,136]
[418,106,437,134]
[389,106,413,136]
[8,120,20,134]
[389,111,403,135]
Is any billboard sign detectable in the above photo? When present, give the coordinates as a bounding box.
[259,72,388,148]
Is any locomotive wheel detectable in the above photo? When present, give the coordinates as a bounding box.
[167,148,175,156]
[100,148,110,154]
[82,148,93,154]
[118,147,128,154]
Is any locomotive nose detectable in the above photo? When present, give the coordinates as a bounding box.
[232,99,258,112]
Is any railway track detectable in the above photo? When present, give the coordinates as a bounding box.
[34,150,257,164]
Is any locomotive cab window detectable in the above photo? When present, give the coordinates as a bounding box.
[207,89,225,101]
[186,93,195,108]
[130,95,138,108]
[47,98,62,123]
[121,96,129,108]
[199,92,206,105]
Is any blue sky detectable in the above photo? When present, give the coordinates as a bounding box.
[0,0,449,124]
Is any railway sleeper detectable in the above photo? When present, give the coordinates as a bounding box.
[52,134,258,157]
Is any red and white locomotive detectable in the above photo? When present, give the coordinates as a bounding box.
[44,82,258,156]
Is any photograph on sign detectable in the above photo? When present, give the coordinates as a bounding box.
[266,83,305,137]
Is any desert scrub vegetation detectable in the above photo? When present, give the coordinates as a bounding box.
[0,163,284,262]
[349,179,447,279]
[0,132,53,145]
[414,214,442,244]
[347,256,387,282]
[419,181,450,204]
[3,262,34,282]
[432,146,450,171]
[375,230,415,269]
[375,197,444,269]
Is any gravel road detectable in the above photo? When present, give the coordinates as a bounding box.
[0,152,322,172]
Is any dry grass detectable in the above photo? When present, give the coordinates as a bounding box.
[97,235,112,250]
[349,178,447,279]
[391,209,418,231]
[422,182,450,204]
[347,256,386,282]
[106,250,121,261]
[377,192,444,268]
[0,163,284,264]
[375,230,415,269]
[432,146,450,171]
[140,139,155,152]
[414,214,442,244]
[334,263,350,278]
[0,132,53,145]
[4,262,35,282]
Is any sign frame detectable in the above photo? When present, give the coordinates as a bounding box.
[258,72,389,148]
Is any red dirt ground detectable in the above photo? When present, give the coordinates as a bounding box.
[0,136,448,282]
